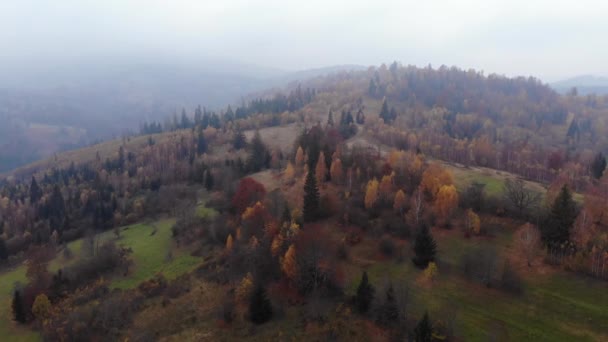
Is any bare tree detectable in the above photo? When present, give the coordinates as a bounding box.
[503,178,540,218]
[517,223,540,267]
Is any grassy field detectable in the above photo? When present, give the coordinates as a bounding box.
[342,226,608,341]
[0,217,207,340]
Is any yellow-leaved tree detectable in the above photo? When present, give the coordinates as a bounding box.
[284,162,295,183]
[282,244,298,281]
[393,189,407,214]
[379,173,394,200]
[236,273,254,304]
[295,146,305,171]
[225,234,234,252]
[465,209,481,235]
[434,184,459,226]
[421,163,454,200]
[32,294,51,320]
[330,158,344,184]
[364,178,379,210]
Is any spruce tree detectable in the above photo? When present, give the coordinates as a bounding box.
[412,224,437,269]
[0,238,7,261]
[233,129,247,150]
[377,283,399,326]
[355,271,375,314]
[249,285,273,324]
[379,98,391,123]
[541,185,577,246]
[246,131,270,173]
[197,130,207,155]
[282,205,291,224]
[303,170,319,223]
[591,152,607,179]
[12,290,26,324]
[413,312,432,342]
[30,176,42,204]
[327,110,334,126]
[204,170,214,191]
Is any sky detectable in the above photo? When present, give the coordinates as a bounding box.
[1,0,607,82]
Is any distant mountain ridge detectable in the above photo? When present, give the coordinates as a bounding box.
[551,75,608,95]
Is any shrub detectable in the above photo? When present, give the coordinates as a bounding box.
[500,262,524,294]
[379,235,396,257]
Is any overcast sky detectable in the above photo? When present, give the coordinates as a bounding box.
[1,0,607,82]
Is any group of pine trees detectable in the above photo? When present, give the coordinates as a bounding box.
[354,271,433,340]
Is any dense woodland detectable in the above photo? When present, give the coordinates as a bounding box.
[1,63,608,341]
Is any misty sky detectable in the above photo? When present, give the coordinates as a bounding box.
[1,0,607,82]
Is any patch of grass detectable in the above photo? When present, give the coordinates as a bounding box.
[0,218,202,340]
[0,267,39,342]
[343,227,608,341]
[195,204,217,219]
[109,219,201,289]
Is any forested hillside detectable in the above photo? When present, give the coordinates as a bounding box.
[1,63,607,341]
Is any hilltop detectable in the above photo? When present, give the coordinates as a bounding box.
[1,63,607,341]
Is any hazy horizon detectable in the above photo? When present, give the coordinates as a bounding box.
[2,0,608,84]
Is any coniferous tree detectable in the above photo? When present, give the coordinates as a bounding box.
[377,283,399,326]
[249,285,273,324]
[413,312,432,342]
[204,170,214,191]
[0,238,8,260]
[47,185,66,233]
[197,130,208,155]
[379,98,391,123]
[541,185,577,246]
[368,79,377,97]
[194,105,203,125]
[303,170,320,223]
[355,271,374,314]
[233,129,247,150]
[30,176,42,204]
[591,152,607,179]
[282,205,291,224]
[247,131,270,172]
[412,224,437,268]
[12,289,26,324]
[327,110,334,126]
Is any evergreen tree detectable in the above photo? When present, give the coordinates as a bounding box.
[327,110,334,126]
[282,205,291,224]
[368,78,377,97]
[377,283,399,326]
[233,129,248,150]
[541,185,577,246]
[0,238,8,261]
[303,170,319,223]
[194,105,203,125]
[354,271,374,313]
[204,170,214,191]
[202,111,210,128]
[197,131,208,155]
[12,289,26,324]
[412,224,437,268]
[209,113,221,128]
[180,108,190,128]
[591,152,607,179]
[249,285,273,324]
[47,185,66,233]
[356,108,365,124]
[379,98,391,123]
[413,312,432,342]
[29,176,42,204]
[246,131,270,172]
[225,105,235,122]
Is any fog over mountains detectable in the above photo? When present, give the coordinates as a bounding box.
[0,59,363,172]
